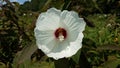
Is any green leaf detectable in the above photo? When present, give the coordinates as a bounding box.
[99,59,120,68]
[72,49,81,64]
[16,58,55,68]
[0,62,6,68]
[41,0,52,12]
[62,0,71,10]
[13,40,38,68]
[39,61,55,68]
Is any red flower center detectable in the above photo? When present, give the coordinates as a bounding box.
[54,28,67,40]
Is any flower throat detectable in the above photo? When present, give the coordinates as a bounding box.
[54,28,67,41]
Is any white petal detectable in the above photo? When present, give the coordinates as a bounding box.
[77,18,86,32]
[47,32,83,60]
[34,8,86,60]
[47,33,83,60]
[60,10,86,32]
[52,40,69,52]
[60,10,86,41]
[68,32,84,57]
[47,7,61,15]
[47,40,69,60]
[39,39,57,54]
[35,8,61,31]
[34,29,56,53]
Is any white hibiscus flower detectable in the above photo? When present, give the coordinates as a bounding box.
[34,8,86,60]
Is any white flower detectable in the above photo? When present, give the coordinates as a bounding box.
[34,8,86,60]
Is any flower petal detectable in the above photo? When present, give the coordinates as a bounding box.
[35,8,61,31]
[39,39,57,54]
[47,32,83,60]
[47,40,69,60]
[60,10,86,42]
[34,8,86,60]
[61,10,86,32]
[34,29,56,53]
[68,32,84,57]
[47,7,61,15]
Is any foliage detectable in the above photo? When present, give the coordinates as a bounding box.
[0,0,120,68]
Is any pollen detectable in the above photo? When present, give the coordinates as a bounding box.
[54,28,67,41]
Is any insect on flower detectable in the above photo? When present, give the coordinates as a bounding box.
[34,8,86,60]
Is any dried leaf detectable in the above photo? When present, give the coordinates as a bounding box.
[97,44,120,51]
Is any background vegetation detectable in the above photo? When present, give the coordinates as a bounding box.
[0,0,120,68]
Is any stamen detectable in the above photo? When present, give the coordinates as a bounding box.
[58,35,64,42]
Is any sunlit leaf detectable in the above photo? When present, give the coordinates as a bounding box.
[13,40,37,68]
[16,57,55,68]
[0,62,6,68]
[99,59,120,68]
